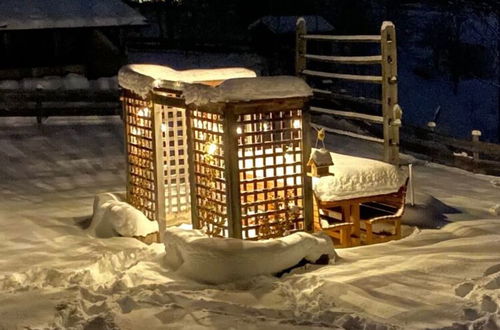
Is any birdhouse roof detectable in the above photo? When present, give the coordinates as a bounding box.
[309,148,334,166]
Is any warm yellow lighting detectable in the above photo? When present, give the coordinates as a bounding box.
[236,127,243,135]
[293,119,301,129]
[263,122,269,131]
[206,143,218,155]
[138,107,150,117]
[161,123,167,132]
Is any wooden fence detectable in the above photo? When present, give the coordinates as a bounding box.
[0,90,121,122]
[296,18,401,165]
[401,126,500,176]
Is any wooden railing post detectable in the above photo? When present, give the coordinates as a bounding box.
[152,101,166,242]
[296,17,307,77]
[471,130,482,172]
[381,21,399,165]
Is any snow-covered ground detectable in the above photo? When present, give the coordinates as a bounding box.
[0,117,499,329]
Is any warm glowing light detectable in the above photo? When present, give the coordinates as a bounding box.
[236,127,243,134]
[207,143,218,155]
[138,107,150,117]
[161,123,167,132]
[131,127,138,135]
[263,122,269,131]
[293,120,301,129]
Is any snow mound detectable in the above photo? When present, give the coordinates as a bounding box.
[183,75,312,106]
[118,64,256,98]
[313,151,408,201]
[164,227,335,284]
[89,192,158,238]
[63,73,90,90]
[0,80,19,89]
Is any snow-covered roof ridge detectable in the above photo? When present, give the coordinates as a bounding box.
[248,15,334,34]
[0,0,146,31]
[183,76,313,106]
[118,64,257,98]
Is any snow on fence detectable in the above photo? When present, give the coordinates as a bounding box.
[296,18,401,166]
[0,75,120,122]
[401,126,500,176]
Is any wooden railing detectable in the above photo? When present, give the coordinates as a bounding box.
[296,18,401,165]
[0,90,121,123]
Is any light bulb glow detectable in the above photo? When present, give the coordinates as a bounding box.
[207,143,218,155]
[236,127,243,134]
[161,123,167,132]
[293,119,301,129]
[138,107,150,117]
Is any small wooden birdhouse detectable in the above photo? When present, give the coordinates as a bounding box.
[307,148,334,177]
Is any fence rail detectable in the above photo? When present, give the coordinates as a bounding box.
[0,90,121,121]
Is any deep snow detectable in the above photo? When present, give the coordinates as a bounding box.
[0,117,499,329]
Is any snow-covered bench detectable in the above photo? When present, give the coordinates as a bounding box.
[312,151,408,247]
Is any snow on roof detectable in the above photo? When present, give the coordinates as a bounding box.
[313,150,408,201]
[183,76,312,105]
[309,148,334,166]
[118,64,257,98]
[0,0,146,31]
[248,15,334,34]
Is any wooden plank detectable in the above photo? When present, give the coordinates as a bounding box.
[310,106,384,124]
[295,18,307,77]
[311,123,384,144]
[301,34,381,42]
[312,88,382,105]
[152,103,166,243]
[381,21,399,165]
[302,69,382,84]
[222,106,242,239]
[304,54,382,65]
[302,106,314,233]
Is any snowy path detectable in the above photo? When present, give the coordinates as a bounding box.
[0,117,499,329]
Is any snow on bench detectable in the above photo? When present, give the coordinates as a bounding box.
[313,150,408,202]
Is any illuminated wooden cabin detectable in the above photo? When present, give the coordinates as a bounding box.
[185,76,314,240]
[118,64,256,240]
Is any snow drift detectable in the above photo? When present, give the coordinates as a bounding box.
[89,192,158,238]
[164,227,336,284]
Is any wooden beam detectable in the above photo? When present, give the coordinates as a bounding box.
[302,69,382,84]
[310,106,383,124]
[381,21,399,165]
[304,54,382,65]
[301,35,381,42]
[311,123,384,144]
[312,88,382,105]
[295,18,307,77]
[152,103,166,243]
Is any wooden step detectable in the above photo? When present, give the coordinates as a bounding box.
[304,54,382,65]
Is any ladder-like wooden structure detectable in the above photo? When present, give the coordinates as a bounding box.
[296,19,406,246]
[296,19,401,165]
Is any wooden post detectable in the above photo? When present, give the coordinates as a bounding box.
[302,105,314,232]
[381,21,399,165]
[187,106,200,230]
[223,108,242,239]
[295,17,307,77]
[152,102,166,242]
[471,130,482,172]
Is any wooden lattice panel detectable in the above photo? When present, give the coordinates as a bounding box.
[190,110,228,237]
[123,91,157,221]
[237,110,305,239]
[157,96,191,221]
